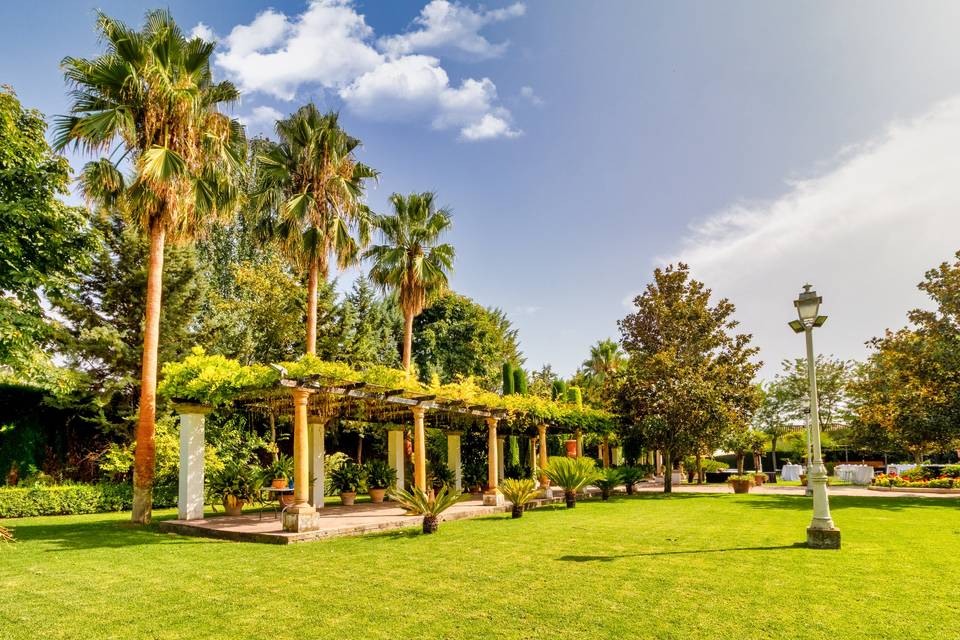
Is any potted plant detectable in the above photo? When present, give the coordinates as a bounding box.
[462,460,486,493]
[389,485,462,534]
[543,456,600,508]
[594,467,622,501]
[499,478,538,518]
[365,459,394,503]
[728,474,753,493]
[753,471,767,486]
[428,461,456,494]
[207,461,264,516]
[265,454,294,489]
[331,460,365,506]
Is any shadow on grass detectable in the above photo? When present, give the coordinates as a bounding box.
[740,494,960,513]
[557,542,807,562]
[9,517,211,552]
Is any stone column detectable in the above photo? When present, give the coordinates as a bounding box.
[176,404,210,521]
[484,417,504,505]
[446,431,462,491]
[497,436,506,481]
[655,450,663,476]
[283,388,321,532]
[602,434,611,468]
[308,416,327,509]
[412,406,427,492]
[611,446,622,466]
[575,428,583,458]
[387,429,405,490]
[538,424,549,495]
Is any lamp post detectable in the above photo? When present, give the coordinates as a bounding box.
[789,284,841,549]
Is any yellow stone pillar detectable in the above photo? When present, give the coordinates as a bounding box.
[412,406,427,492]
[283,388,321,532]
[602,434,611,468]
[575,428,583,457]
[538,424,549,488]
[484,416,504,505]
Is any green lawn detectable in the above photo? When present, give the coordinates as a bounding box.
[2,494,958,639]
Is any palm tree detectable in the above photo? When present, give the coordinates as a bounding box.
[581,339,626,389]
[364,192,455,373]
[55,10,245,524]
[252,105,376,354]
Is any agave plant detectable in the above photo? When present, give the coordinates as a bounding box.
[390,485,462,534]
[594,467,623,501]
[499,478,539,518]
[543,457,601,508]
[619,466,645,496]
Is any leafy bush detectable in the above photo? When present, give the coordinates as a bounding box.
[206,461,264,508]
[942,465,960,479]
[901,467,933,481]
[324,452,351,496]
[0,483,177,518]
[619,466,645,495]
[365,459,395,490]
[428,461,455,491]
[462,460,486,491]
[331,460,365,493]
[594,467,622,500]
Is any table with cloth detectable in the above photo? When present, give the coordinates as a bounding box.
[781,464,804,481]
[887,463,917,476]
[835,464,874,485]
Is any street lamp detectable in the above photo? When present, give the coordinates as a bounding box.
[789,284,841,549]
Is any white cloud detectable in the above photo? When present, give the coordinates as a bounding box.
[239,105,284,134]
[460,113,522,141]
[662,97,960,379]
[190,22,217,42]
[520,85,543,106]
[202,0,522,141]
[378,0,525,60]
[213,2,383,100]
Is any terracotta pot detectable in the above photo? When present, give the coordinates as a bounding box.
[223,496,245,516]
[729,479,752,494]
[753,473,766,487]
[565,439,578,457]
[271,478,289,489]
[340,491,357,506]
[369,488,386,503]
[799,474,808,486]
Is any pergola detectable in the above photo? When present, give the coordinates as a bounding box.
[175,370,557,534]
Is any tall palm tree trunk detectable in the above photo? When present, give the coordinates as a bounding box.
[305,260,319,355]
[402,309,414,373]
[132,222,165,524]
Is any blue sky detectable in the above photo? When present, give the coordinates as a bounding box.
[5,1,960,379]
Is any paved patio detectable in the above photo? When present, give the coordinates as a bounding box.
[158,495,565,544]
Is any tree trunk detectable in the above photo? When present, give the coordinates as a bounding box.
[771,435,778,471]
[305,260,319,355]
[402,309,414,373]
[695,451,703,484]
[736,453,745,475]
[663,450,673,493]
[357,436,363,465]
[269,412,277,463]
[132,222,166,525]
[602,434,610,468]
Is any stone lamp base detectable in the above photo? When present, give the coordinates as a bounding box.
[807,526,841,549]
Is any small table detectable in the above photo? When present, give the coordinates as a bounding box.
[260,486,294,520]
[835,464,874,485]
[781,464,804,482]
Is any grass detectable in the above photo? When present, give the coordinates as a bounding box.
[2,493,959,639]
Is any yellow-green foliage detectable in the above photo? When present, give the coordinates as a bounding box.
[157,349,616,430]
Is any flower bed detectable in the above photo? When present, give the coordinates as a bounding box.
[873,466,960,490]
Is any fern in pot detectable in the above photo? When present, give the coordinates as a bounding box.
[365,459,394,503]
[207,461,264,516]
[265,454,294,489]
[331,460,365,506]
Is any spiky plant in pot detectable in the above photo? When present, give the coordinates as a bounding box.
[499,478,538,518]
[594,467,622,501]
[543,457,600,508]
[390,485,461,534]
[619,466,644,495]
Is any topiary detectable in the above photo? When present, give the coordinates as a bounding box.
[502,363,515,395]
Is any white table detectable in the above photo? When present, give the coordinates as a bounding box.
[887,464,917,476]
[835,464,874,485]
[781,464,804,481]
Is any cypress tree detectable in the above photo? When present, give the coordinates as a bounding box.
[502,362,515,395]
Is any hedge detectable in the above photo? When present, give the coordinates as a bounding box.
[0,483,177,518]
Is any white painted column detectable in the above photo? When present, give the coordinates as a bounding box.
[446,432,462,491]
[611,447,622,466]
[177,405,209,521]
[497,436,506,481]
[309,417,326,509]
[387,429,405,490]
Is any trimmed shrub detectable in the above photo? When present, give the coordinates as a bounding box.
[0,483,177,518]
